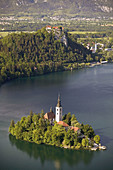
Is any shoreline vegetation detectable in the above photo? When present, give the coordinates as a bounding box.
[0,27,111,86]
[0,59,109,86]
[9,111,106,151]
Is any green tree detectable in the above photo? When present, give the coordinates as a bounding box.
[10,120,15,128]
[66,112,71,125]
[71,114,78,126]
[32,113,39,125]
[9,120,15,134]
[82,124,95,138]
[82,137,89,148]
[75,143,81,149]
[41,109,45,118]
[64,129,74,146]
[94,135,100,144]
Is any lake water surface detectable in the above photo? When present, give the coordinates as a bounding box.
[0,64,113,170]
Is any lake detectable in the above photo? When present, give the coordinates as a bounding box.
[0,64,113,170]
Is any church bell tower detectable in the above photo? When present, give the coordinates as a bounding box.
[56,95,62,122]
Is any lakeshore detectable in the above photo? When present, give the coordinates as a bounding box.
[0,60,109,87]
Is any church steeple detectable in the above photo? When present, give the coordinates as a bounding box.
[57,94,62,107]
[56,94,62,122]
[50,107,53,113]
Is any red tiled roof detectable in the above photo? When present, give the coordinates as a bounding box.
[46,26,52,28]
[71,126,79,132]
[57,121,69,127]
[53,26,59,29]
[44,112,55,120]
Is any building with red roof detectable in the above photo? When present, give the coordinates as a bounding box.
[57,121,69,127]
[46,26,52,32]
[46,25,52,29]
[53,26,59,29]
[70,126,81,134]
[70,126,79,132]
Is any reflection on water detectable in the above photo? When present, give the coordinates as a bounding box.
[9,134,94,168]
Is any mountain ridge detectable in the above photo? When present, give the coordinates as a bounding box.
[0,0,113,18]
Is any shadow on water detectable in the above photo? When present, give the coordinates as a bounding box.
[9,134,95,167]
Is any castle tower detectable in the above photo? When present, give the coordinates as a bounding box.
[95,42,97,52]
[56,95,62,122]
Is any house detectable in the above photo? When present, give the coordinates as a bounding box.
[46,25,52,30]
[53,26,64,30]
[70,126,81,134]
[53,26,59,30]
[57,121,81,134]
[57,121,69,131]
[57,121,69,127]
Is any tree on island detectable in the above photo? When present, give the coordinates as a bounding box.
[9,111,101,150]
[94,135,100,144]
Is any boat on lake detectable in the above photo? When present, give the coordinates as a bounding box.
[101,61,108,64]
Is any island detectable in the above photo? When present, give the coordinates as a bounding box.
[9,95,106,151]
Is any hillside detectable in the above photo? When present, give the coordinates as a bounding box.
[0,0,113,18]
[0,27,93,84]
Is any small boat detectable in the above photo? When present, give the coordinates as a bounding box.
[101,61,108,64]
[99,145,107,150]
[91,147,98,151]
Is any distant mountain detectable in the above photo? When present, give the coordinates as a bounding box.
[0,0,113,18]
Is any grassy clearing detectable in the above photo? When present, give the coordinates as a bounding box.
[77,37,112,40]
[0,31,35,37]
[0,32,11,37]
[68,31,98,34]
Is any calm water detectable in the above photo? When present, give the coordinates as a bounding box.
[0,64,113,170]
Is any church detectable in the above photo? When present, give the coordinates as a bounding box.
[44,95,63,123]
[44,95,80,133]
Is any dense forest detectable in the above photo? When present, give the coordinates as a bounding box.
[0,27,93,85]
[9,111,100,150]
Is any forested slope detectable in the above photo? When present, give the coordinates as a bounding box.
[0,27,92,85]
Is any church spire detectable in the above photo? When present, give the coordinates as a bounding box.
[50,107,53,113]
[57,94,62,107]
